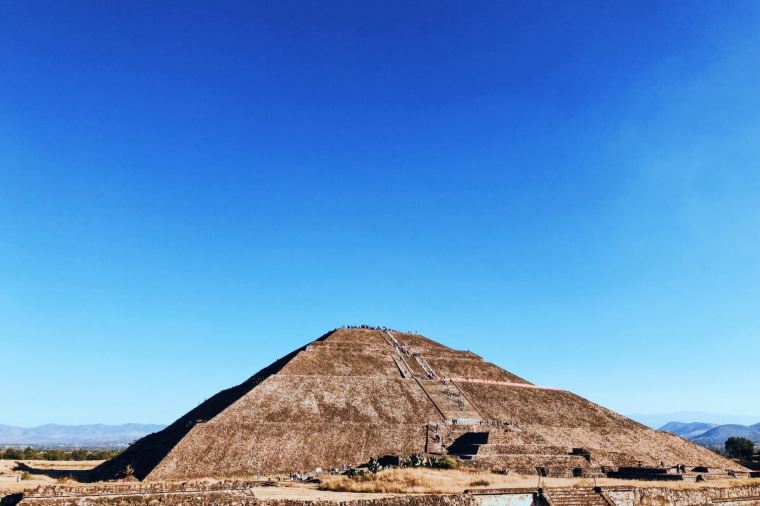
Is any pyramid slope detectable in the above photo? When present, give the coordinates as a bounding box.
[92,337,317,480]
[97,328,742,481]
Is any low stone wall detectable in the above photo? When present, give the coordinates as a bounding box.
[13,492,480,506]
[21,480,272,498]
[631,484,760,505]
[5,484,760,506]
[601,485,760,506]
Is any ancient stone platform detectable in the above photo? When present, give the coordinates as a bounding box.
[93,327,746,481]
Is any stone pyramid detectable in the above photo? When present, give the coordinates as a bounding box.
[95,327,742,481]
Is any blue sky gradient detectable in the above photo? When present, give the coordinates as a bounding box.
[1,1,759,426]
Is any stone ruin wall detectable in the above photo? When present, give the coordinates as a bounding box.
[608,484,760,506]
[8,485,760,506]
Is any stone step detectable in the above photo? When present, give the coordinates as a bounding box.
[446,417,484,425]
[586,450,638,467]
[465,461,603,478]
[545,489,610,506]
[486,431,549,445]
[546,498,609,505]
[465,455,590,466]
[446,428,548,445]
[419,379,483,421]
[474,444,573,456]
[461,455,597,476]
[405,357,429,378]
[547,498,608,506]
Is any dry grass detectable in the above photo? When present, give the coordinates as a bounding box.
[0,459,102,494]
[728,479,760,487]
[318,466,760,495]
[319,468,527,494]
[56,474,75,484]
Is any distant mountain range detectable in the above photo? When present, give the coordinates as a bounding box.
[660,421,760,447]
[4,419,757,449]
[0,424,165,448]
[660,421,719,439]
[631,411,760,429]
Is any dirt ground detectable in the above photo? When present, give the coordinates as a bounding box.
[317,467,759,494]
[0,459,103,493]
[1,459,757,499]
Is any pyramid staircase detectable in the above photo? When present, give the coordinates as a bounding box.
[418,379,483,423]
[540,487,612,506]
[426,423,445,454]
[383,330,438,380]
[382,329,484,423]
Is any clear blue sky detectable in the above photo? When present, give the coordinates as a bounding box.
[1,1,759,427]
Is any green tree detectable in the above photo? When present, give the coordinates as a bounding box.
[1,447,121,461]
[4,448,22,459]
[43,449,66,461]
[21,447,41,460]
[725,437,754,459]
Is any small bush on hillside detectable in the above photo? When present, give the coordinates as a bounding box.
[407,453,429,468]
[469,479,490,487]
[367,458,383,473]
[20,471,32,481]
[349,453,459,479]
[347,468,368,478]
[431,456,458,469]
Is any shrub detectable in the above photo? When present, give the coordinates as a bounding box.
[431,456,458,469]
[20,471,32,481]
[408,453,428,468]
[347,468,368,478]
[1,448,22,460]
[21,447,41,460]
[367,458,383,474]
[469,479,490,487]
[0,447,121,461]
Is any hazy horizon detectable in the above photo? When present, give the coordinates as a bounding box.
[4,411,759,430]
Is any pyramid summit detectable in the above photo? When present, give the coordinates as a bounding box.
[96,327,743,481]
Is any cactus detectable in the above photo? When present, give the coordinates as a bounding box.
[367,457,383,474]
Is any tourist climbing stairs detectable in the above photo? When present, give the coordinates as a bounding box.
[382,330,427,379]
[391,354,413,378]
[541,488,612,506]
[418,379,483,423]
[426,423,445,454]
[414,354,437,379]
[406,357,432,378]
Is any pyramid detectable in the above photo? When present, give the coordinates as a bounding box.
[95,327,743,481]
